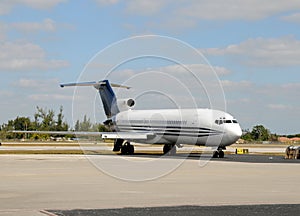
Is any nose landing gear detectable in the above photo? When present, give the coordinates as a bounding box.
[212,147,225,158]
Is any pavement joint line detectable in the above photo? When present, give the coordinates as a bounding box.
[40,210,58,216]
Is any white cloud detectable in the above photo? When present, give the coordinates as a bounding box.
[0,0,67,15]
[11,78,74,102]
[202,36,300,66]
[158,64,231,76]
[0,90,14,97]
[0,19,67,41]
[0,19,60,42]
[0,41,69,71]
[179,0,300,21]
[95,0,119,6]
[96,0,300,20]
[0,77,75,124]
[267,104,293,110]
[221,80,253,89]
[11,19,56,33]
[96,0,167,15]
[14,78,60,89]
[256,83,300,101]
[281,83,300,91]
[281,13,300,23]
[125,0,169,16]
[109,64,231,83]
[0,22,7,40]
[28,94,73,101]
[151,16,197,33]
[94,0,300,33]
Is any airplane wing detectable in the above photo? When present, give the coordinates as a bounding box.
[10,130,153,140]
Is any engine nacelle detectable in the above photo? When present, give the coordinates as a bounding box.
[117,98,135,111]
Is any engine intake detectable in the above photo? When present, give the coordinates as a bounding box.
[126,98,135,107]
[117,98,135,111]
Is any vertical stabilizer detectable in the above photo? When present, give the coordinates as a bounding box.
[97,80,119,118]
[60,80,130,118]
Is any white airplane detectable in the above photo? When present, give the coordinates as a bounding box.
[13,80,242,158]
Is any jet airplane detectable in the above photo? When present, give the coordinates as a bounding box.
[13,80,242,157]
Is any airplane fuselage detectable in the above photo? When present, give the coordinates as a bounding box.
[60,80,242,156]
[113,108,242,148]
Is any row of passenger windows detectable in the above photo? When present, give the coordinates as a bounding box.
[215,119,238,125]
[118,119,188,125]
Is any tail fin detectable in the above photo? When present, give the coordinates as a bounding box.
[60,80,130,118]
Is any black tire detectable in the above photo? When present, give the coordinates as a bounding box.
[163,144,171,155]
[219,150,224,158]
[113,139,123,152]
[128,144,134,155]
[121,142,134,155]
[163,144,176,155]
[212,151,219,158]
[121,145,128,155]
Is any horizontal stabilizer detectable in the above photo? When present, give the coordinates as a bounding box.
[60,81,131,89]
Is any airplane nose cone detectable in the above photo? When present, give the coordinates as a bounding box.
[227,125,242,143]
[234,126,243,138]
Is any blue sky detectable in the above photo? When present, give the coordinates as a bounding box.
[0,0,300,134]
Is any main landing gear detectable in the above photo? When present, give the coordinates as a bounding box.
[121,142,134,155]
[212,147,225,158]
[113,139,134,155]
[163,144,177,155]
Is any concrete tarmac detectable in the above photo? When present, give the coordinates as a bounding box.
[1,154,300,215]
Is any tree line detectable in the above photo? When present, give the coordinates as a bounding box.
[241,125,300,142]
[0,106,108,140]
[241,125,278,142]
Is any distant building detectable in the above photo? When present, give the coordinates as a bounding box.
[236,139,245,144]
[290,137,300,142]
[278,137,300,144]
[278,137,290,143]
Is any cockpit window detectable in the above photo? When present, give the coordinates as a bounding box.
[215,119,238,125]
[215,120,224,125]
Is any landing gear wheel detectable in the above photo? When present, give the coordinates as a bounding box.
[128,144,134,155]
[163,144,176,155]
[218,150,224,158]
[121,142,134,155]
[113,139,124,152]
[163,144,171,155]
[212,151,219,158]
[212,149,225,158]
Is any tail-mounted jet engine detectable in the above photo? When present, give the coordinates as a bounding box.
[117,98,135,111]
